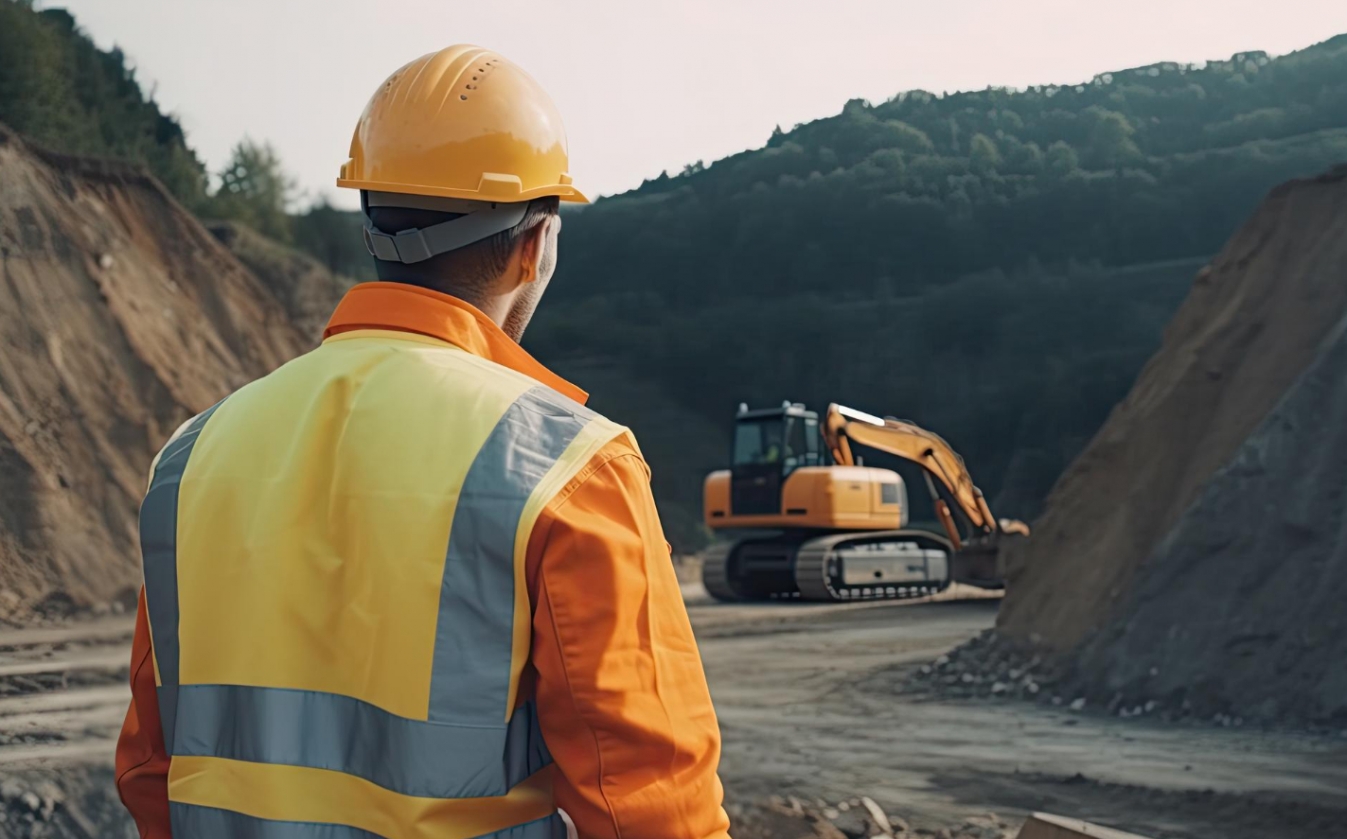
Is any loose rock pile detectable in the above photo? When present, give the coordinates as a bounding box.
[0,778,64,838]
[906,628,1203,722]
[730,795,1016,839]
[907,630,1347,734]
[0,769,136,839]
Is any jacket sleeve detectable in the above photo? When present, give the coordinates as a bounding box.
[528,443,731,839]
[116,588,173,838]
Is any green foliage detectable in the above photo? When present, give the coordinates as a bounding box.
[203,140,296,243]
[0,0,208,206]
[293,199,377,280]
[969,133,1001,174]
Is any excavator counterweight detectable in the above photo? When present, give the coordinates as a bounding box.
[701,402,1029,603]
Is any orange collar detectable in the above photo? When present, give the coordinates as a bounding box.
[323,282,587,405]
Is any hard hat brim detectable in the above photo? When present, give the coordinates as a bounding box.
[336,176,589,205]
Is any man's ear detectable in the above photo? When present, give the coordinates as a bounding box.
[517,221,550,285]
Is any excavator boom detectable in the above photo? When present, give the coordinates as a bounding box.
[823,403,1029,541]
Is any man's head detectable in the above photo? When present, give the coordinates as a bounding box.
[366,196,561,340]
[336,45,589,340]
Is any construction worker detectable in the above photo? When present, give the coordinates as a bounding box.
[116,45,732,839]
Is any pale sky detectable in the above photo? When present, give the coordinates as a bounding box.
[44,1,1347,209]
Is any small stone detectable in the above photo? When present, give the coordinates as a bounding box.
[824,808,840,820]
[935,655,950,668]
[99,253,114,270]
[960,673,975,684]
[838,801,850,812]
[859,797,891,834]
[1144,700,1158,713]
[1051,696,1063,706]
[1027,682,1040,695]
[920,664,933,676]
[1069,697,1086,712]
[991,681,1008,695]
[20,791,41,812]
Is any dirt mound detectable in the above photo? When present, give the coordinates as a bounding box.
[1071,310,1347,723]
[0,125,305,622]
[207,221,353,343]
[998,165,1347,653]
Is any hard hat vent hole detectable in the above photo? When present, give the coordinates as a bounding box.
[460,94,468,100]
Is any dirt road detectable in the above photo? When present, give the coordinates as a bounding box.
[2,593,1345,838]
[684,585,1347,839]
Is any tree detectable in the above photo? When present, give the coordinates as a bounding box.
[1005,140,1045,175]
[293,198,372,279]
[1044,141,1080,179]
[1087,108,1141,169]
[207,139,296,242]
[969,133,1001,174]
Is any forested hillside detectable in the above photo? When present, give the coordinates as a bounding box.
[528,34,1347,546]
[0,2,207,204]
[4,0,1346,549]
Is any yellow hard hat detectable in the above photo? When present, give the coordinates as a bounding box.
[337,45,586,205]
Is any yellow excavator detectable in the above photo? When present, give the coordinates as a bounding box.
[702,402,1030,602]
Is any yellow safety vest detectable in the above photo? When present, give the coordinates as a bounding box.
[139,329,625,839]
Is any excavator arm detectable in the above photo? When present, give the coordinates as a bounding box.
[822,403,1030,547]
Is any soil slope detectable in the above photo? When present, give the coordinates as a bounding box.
[0,125,305,621]
[1073,307,1347,722]
[998,165,1347,653]
[207,221,353,343]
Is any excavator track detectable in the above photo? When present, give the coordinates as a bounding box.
[702,530,954,603]
[794,530,953,602]
[700,541,745,602]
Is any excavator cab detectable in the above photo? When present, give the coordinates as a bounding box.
[729,402,825,515]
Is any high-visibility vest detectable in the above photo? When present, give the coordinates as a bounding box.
[139,329,626,839]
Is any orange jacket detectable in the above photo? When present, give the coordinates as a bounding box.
[116,282,731,839]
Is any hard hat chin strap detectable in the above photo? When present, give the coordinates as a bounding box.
[361,191,529,264]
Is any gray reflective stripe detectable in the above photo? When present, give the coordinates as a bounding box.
[172,685,551,799]
[171,804,385,839]
[140,404,221,755]
[471,814,569,839]
[169,804,566,839]
[430,386,596,724]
